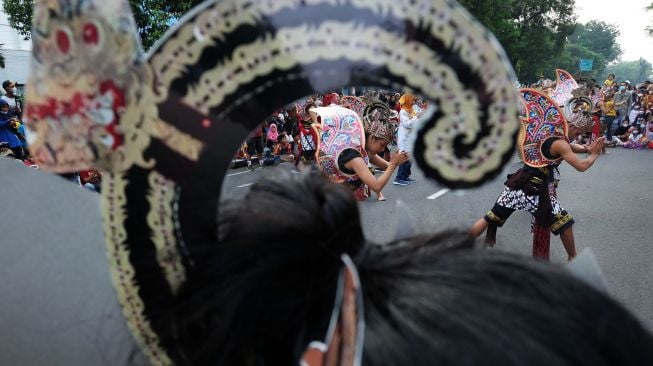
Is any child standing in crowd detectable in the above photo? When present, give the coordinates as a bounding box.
[394,94,421,186]
[296,102,318,169]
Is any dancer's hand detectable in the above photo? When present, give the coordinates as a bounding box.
[587,137,605,155]
[390,151,409,166]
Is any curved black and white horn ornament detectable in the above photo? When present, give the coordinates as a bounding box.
[25,0,519,364]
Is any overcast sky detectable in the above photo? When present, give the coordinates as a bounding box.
[575,0,653,63]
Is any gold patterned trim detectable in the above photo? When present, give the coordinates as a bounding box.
[149,118,204,163]
[103,173,174,366]
[485,211,506,225]
[146,171,187,294]
[551,212,573,233]
[530,176,544,184]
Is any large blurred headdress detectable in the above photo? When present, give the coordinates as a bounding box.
[20,0,521,364]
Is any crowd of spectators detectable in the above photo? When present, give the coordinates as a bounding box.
[236,90,407,168]
[233,90,432,202]
[0,80,28,161]
[526,74,653,150]
[4,74,648,195]
[596,77,653,149]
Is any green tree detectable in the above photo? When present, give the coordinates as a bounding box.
[547,43,605,79]
[541,20,623,79]
[1,0,203,50]
[602,59,653,84]
[568,21,622,64]
[459,0,577,83]
[2,0,32,40]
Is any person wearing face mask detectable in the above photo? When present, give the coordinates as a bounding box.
[603,74,616,89]
[610,120,631,146]
[1,80,22,118]
[622,128,645,149]
[628,104,642,124]
[645,116,653,145]
[614,85,631,125]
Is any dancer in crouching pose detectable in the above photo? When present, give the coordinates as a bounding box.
[310,105,408,200]
[469,89,605,260]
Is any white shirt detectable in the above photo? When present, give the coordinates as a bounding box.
[397,105,421,152]
[1,95,19,110]
[628,132,642,142]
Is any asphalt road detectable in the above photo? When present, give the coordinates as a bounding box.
[224,148,653,330]
[0,146,651,363]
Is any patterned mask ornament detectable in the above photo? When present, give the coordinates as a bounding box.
[25,0,520,365]
[550,69,579,107]
[519,88,568,168]
[366,119,394,143]
[564,96,594,134]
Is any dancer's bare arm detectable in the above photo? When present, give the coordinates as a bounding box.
[570,143,589,154]
[369,153,390,170]
[552,138,604,172]
[346,152,408,192]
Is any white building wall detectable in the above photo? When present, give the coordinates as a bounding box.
[0,10,32,84]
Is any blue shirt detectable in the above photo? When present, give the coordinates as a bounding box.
[0,114,21,148]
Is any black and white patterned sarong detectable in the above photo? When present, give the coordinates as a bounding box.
[484,183,574,235]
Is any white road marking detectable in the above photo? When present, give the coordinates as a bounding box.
[227,170,251,177]
[237,183,254,188]
[427,189,450,200]
[290,170,300,174]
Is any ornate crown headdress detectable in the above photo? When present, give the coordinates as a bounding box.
[366,119,394,142]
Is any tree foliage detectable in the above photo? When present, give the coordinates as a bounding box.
[127,0,203,49]
[1,0,204,49]
[550,43,606,79]
[602,59,653,84]
[542,20,622,79]
[458,0,577,83]
[568,21,622,64]
[1,0,627,82]
[2,0,33,40]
